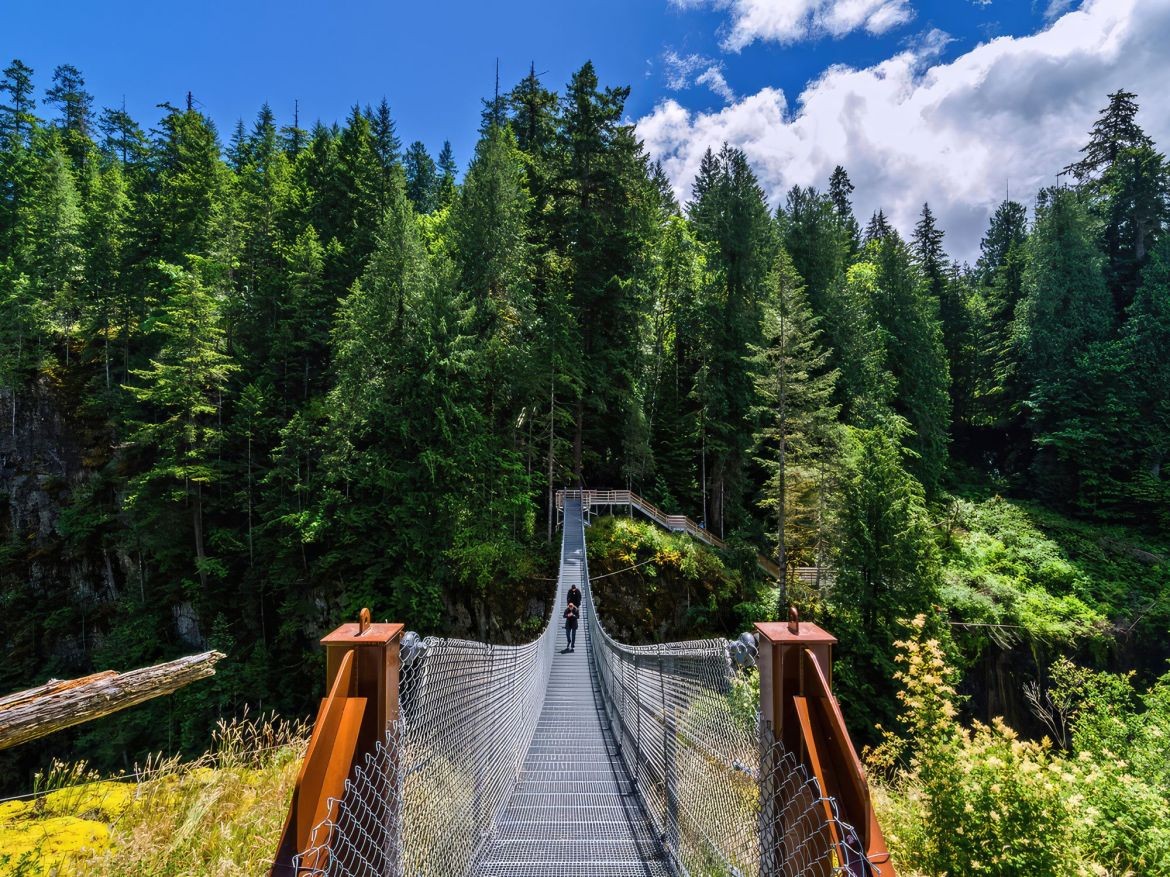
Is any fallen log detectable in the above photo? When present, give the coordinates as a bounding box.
[0,651,224,750]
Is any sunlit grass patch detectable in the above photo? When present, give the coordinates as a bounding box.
[0,712,308,877]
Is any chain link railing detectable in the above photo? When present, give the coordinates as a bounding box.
[293,630,559,876]
[290,500,872,877]
[292,529,563,876]
[581,511,871,877]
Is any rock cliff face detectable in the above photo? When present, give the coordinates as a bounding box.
[0,381,130,689]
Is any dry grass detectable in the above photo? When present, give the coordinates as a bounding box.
[0,712,308,877]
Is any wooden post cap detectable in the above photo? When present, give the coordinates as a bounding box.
[754,619,837,645]
[321,621,404,646]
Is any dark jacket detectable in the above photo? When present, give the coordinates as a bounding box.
[563,604,579,629]
[567,586,582,607]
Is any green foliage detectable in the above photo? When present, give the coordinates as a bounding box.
[1,61,1168,817]
[872,616,1170,876]
[586,515,770,642]
[937,496,1109,647]
[750,250,839,605]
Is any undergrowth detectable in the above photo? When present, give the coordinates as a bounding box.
[0,712,308,876]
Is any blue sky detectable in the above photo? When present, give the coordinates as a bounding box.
[2,0,1046,160]
[3,0,1165,258]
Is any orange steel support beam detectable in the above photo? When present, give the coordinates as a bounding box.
[756,610,896,877]
[271,610,404,876]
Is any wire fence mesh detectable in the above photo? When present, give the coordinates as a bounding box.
[292,497,874,877]
[581,512,874,877]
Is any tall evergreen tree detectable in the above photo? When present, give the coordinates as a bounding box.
[646,214,708,511]
[23,129,85,361]
[751,251,839,610]
[366,97,401,169]
[149,104,229,267]
[404,141,440,214]
[913,203,973,432]
[1066,91,1169,313]
[868,232,951,493]
[123,262,238,593]
[830,420,937,729]
[553,62,655,486]
[973,200,1029,441]
[452,123,534,435]
[1016,187,1113,503]
[437,139,458,206]
[97,105,148,166]
[864,209,893,243]
[828,165,860,254]
[688,143,776,533]
[0,59,37,143]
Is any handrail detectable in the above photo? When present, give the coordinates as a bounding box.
[556,488,784,578]
[273,650,366,874]
[756,618,896,875]
[271,614,404,876]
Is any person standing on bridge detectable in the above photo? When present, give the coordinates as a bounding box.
[567,583,581,609]
[563,600,579,651]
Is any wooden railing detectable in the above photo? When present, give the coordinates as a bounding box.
[271,611,403,876]
[757,611,895,875]
[557,489,786,579]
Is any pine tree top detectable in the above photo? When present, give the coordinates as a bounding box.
[1065,89,1153,181]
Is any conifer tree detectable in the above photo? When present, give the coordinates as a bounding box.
[688,143,775,533]
[830,261,896,426]
[864,209,893,243]
[23,129,85,361]
[150,104,229,267]
[828,165,860,254]
[646,214,708,511]
[367,97,401,169]
[404,140,440,214]
[973,200,1029,437]
[453,123,534,439]
[1016,187,1113,502]
[1066,91,1169,313]
[868,232,951,493]
[553,62,655,485]
[437,139,458,206]
[97,105,147,166]
[82,158,131,388]
[44,64,95,170]
[830,420,937,728]
[782,185,849,322]
[0,60,38,260]
[913,203,973,432]
[751,251,839,609]
[0,59,37,143]
[124,261,238,592]
[331,106,386,285]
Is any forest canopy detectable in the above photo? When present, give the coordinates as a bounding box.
[0,61,1168,797]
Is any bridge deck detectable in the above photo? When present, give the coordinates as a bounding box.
[473,499,671,877]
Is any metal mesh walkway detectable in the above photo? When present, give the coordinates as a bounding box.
[472,498,672,877]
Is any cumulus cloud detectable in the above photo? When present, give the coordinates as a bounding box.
[1044,0,1078,20]
[663,50,737,103]
[672,0,915,50]
[638,0,1167,261]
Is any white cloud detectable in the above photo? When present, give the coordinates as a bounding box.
[1044,0,1078,21]
[638,0,1167,261]
[672,0,915,50]
[663,50,737,103]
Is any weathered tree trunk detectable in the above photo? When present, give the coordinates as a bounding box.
[0,651,224,750]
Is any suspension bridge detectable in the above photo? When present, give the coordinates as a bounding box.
[271,491,894,876]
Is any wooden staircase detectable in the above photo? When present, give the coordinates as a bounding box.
[556,489,786,579]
